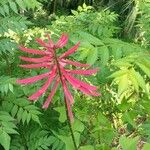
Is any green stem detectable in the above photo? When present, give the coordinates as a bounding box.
[64,96,78,150]
[53,48,78,150]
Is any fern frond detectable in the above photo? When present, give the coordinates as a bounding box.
[0,16,31,34]
[11,128,65,150]
[0,38,17,55]
[1,95,41,125]
[0,0,41,16]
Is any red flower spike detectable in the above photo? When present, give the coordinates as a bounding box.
[17,33,100,122]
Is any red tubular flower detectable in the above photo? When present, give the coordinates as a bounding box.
[17,33,100,121]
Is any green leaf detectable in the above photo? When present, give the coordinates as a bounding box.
[78,6,82,12]
[87,48,98,65]
[98,46,109,66]
[118,74,128,95]
[52,130,80,150]
[72,119,84,132]
[0,7,5,16]
[32,114,41,125]
[129,68,139,92]
[78,31,104,46]
[134,70,147,92]
[119,136,139,150]
[11,105,18,117]
[22,110,28,124]
[122,112,136,128]
[79,145,94,150]
[71,10,78,16]
[3,5,9,15]
[136,62,150,78]
[83,3,87,9]
[9,2,18,14]
[108,70,128,78]
[17,107,24,122]
[142,143,150,150]
[16,0,26,10]
[54,106,67,123]
[0,131,10,150]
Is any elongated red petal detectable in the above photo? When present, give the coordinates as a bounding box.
[59,42,80,58]
[19,63,51,69]
[36,38,49,47]
[66,68,99,76]
[36,38,54,53]
[19,46,48,55]
[64,73,100,96]
[65,96,74,122]
[79,86,101,96]
[28,76,55,100]
[46,34,54,48]
[62,69,97,91]
[55,34,68,48]
[29,69,56,100]
[61,59,90,67]
[42,78,60,108]
[19,56,51,63]
[62,78,74,105]
[16,72,50,84]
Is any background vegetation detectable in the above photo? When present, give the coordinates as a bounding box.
[0,0,150,150]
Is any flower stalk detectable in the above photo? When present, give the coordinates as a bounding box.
[16,33,100,148]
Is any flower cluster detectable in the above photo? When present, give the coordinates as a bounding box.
[17,34,100,120]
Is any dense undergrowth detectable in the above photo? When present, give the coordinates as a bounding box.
[0,0,150,150]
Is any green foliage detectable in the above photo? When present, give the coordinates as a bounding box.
[0,16,31,34]
[119,136,139,150]
[0,76,15,95]
[10,127,65,150]
[0,1,150,150]
[0,0,41,16]
[1,94,41,125]
[0,111,18,150]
